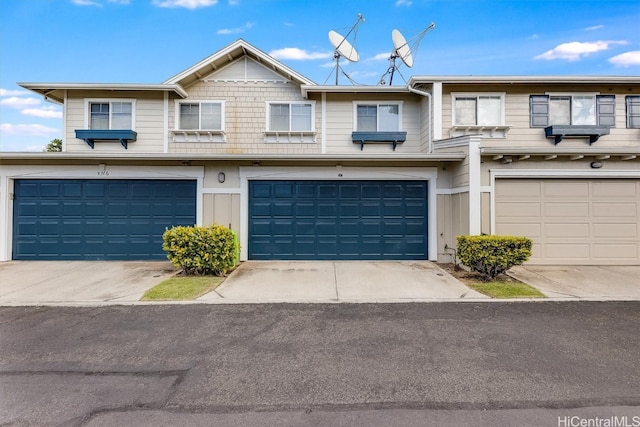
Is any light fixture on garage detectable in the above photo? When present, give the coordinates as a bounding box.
[590,161,604,169]
[218,172,226,183]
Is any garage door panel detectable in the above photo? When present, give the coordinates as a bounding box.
[249,180,427,260]
[544,223,590,238]
[592,203,636,218]
[593,244,638,260]
[13,179,196,260]
[592,223,637,238]
[496,179,640,265]
[544,203,589,218]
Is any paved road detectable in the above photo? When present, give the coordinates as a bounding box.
[1,302,639,426]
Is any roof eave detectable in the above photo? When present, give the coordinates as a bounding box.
[409,75,640,86]
[18,83,188,101]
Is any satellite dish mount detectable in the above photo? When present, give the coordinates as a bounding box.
[381,22,435,85]
[328,13,365,85]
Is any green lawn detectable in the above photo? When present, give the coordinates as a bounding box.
[141,276,224,301]
[468,280,546,299]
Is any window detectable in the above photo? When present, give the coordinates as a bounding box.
[354,102,401,132]
[267,102,313,132]
[177,101,224,130]
[627,96,640,128]
[530,95,615,127]
[89,101,133,129]
[452,94,504,126]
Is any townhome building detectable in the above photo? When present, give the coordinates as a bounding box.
[1,39,638,265]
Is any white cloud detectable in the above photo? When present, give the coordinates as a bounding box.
[216,22,254,35]
[0,88,29,97]
[371,52,391,61]
[228,0,238,4]
[269,48,333,60]
[585,25,604,31]
[0,97,41,109]
[0,123,59,137]
[21,106,63,119]
[72,0,103,6]
[534,40,628,61]
[396,0,412,6]
[609,51,640,67]
[152,0,217,8]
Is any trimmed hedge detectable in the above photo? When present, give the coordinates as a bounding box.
[456,235,532,280]
[162,224,238,276]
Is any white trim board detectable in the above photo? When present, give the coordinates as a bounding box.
[238,166,439,262]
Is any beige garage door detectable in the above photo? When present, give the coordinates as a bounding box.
[495,179,640,265]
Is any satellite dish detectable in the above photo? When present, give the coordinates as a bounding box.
[379,22,435,85]
[329,30,359,62]
[326,13,365,85]
[392,29,413,68]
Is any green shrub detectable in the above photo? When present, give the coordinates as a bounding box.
[456,235,532,280]
[162,224,238,276]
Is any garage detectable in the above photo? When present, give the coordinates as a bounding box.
[12,179,197,260]
[248,180,428,260]
[495,179,640,265]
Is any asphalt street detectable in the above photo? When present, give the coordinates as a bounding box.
[1,302,639,426]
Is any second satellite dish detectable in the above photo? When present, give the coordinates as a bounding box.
[329,30,359,62]
[392,29,413,68]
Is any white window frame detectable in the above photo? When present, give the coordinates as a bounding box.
[352,101,404,132]
[451,93,505,126]
[84,99,136,130]
[175,100,225,131]
[626,95,640,129]
[265,101,316,132]
[545,92,599,126]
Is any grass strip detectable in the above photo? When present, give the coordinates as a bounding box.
[141,276,224,301]
[468,281,545,299]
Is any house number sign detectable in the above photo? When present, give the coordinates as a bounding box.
[97,165,110,176]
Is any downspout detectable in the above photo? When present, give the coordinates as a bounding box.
[406,84,432,153]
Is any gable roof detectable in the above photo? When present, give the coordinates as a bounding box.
[163,39,316,88]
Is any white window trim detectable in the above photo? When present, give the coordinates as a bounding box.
[352,101,404,132]
[450,92,506,127]
[628,95,640,129]
[265,101,316,132]
[84,98,136,130]
[174,100,226,131]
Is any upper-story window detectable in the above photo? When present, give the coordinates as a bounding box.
[452,93,505,126]
[88,100,133,129]
[266,102,314,132]
[354,102,402,131]
[177,101,224,130]
[530,94,615,127]
[627,96,640,128]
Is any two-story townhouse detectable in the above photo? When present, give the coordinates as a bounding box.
[1,39,638,266]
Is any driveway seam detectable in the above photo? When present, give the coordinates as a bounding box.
[333,262,339,301]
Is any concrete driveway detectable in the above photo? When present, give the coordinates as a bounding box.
[199,261,488,303]
[0,261,178,305]
[509,265,640,300]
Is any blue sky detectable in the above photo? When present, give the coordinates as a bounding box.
[1,0,639,152]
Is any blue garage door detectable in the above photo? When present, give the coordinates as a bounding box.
[12,179,196,260]
[249,180,428,260]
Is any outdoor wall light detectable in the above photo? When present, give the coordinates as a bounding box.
[218,172,226,183]
[590,161,604,169]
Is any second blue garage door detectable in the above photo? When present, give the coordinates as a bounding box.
[249,180,428,260]
[12,179,197,260]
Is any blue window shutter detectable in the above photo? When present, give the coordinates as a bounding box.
[596,95,616,127]
[530,95,549,127]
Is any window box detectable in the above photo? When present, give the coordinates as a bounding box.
[544,125,610,145]
[75,129,137,149]
[450,125,511,138]
[170,129,226,143]
[264,131,316,143]
[352,131,407,151]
